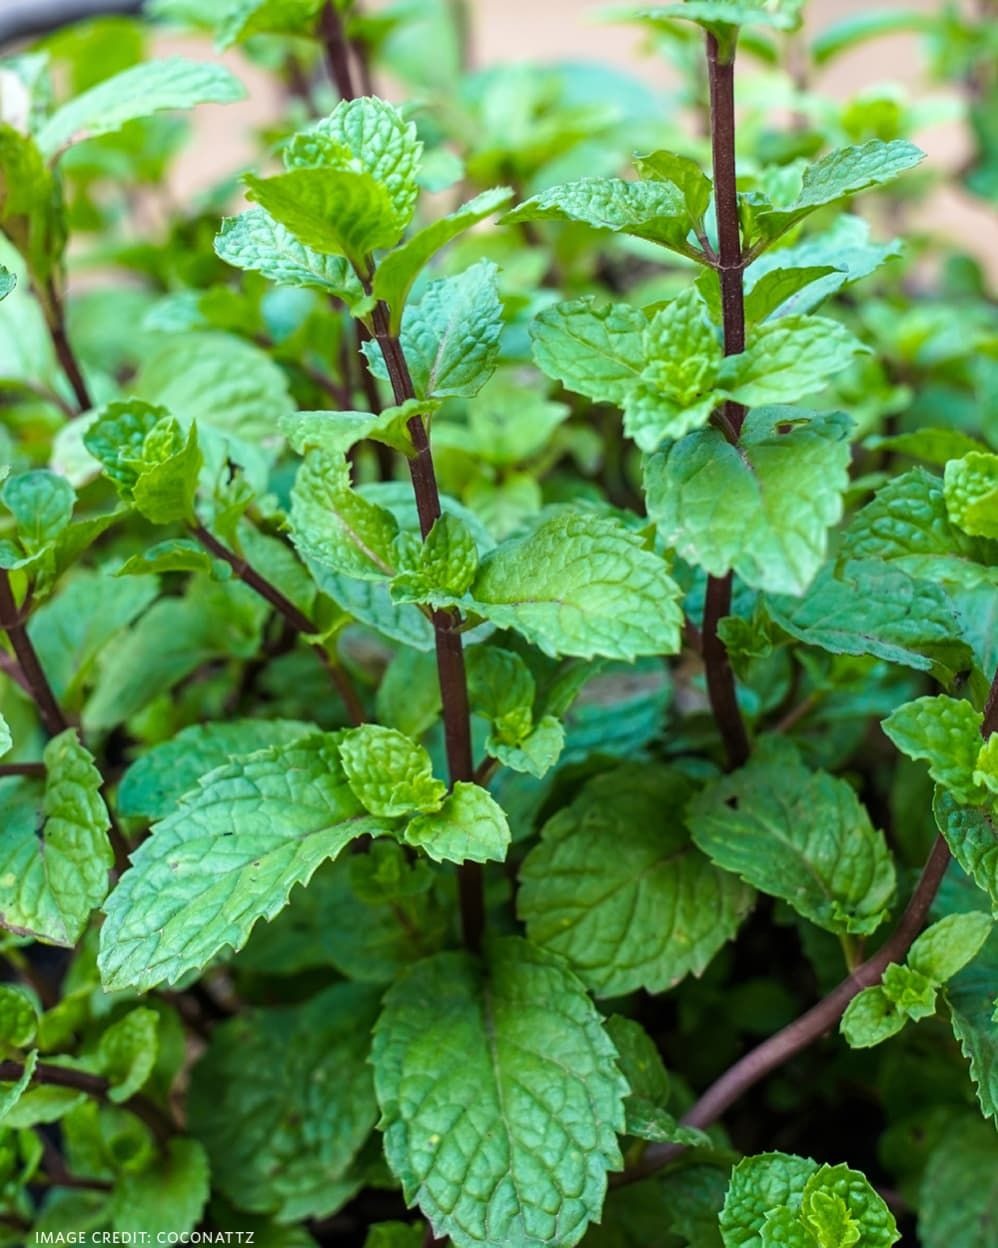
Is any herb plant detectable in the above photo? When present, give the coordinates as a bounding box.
[0,1,996,1245]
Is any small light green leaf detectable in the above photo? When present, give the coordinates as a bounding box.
[491,716,565,779]
[98,735,388,991]
[189,983,381,1223]
[909,912,993,984]
[634,149,712,223]
[1,470,74,556]
[0,730,111,947]
[130,421,201,525]
[519,765,753,995]
[469,510,684,661]
[214,208,366,304]
[743,266,842,324]
[38,57,246,156]
[798,1165,898,1248]
[404,782,510,865]
[934,790,998,917]
[720,316,868,407]
[118,719,312,822]
[881,963,938,1019]
[372,937,627,1248]
[116,538,219,580]
[645,408,851,596]
[339,725,446,818]
[0,986,39,1052]
[465,646,535,741]
[882,696,987,808]
[530,297,647,406]
[289,447,398,581]
[750,140,925,246]
[110,1137,210,1236]
[720,1152,819,1248]
[689,737,896,936]
[840,986,909,1049]
[945,451,998,540]
[603,1015,671,1110]
[215,0,323,48]
[97,1007,159,1103]
[504,177,695,255]
[368,262,503,399]
[244,166,405,263]
[374,187,513,332]
[392,514,479,603]
[0,1050,37,1123]
[919,1117,998,1248]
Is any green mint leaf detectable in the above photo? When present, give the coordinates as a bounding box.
[188,983,381,1222]
[285,403,427,460]
[720,316,869,407]
[339,725,447,817]
[391,514,479,602]
[367,262,503,399]
[372,937,627,1248]
[0,1050,37,1124]
[215,0,324,48]
[880,962,938,1020]
[766,559,969,681]
[720,1152,819,1248]
[364,1225,424,1248]
[244,166,405,264]
[933,790,998,916]
[840,986,910,1049]
[0,267,14,300]
[96,1007,159,1102]
[0,729,111,946]
[0,712,10,760]
[919,1117,998,1248]
[290,447,399,581]
[742,266,842,324]
[645,408,852,595]
[811,11,932,65]
[463,380,571,467]
[38,58,246,157]
[83,401,199,524]
[376,649,441,739]
[750,140,925,247]
[841,467,998,589]
[519,765,752,995]
[465,645,535,741]
[634,149,713,224]
[116,538,220,580]
[469,510,684,660]
[490,716,565,779]
[373,187,514,332]
[214,208,367,305]
[909,911,993,984]
[110,1138,210,1237]
[1,470,75,557]
[882,696,988,808]
[689,738,896,936]
[797,1164,899,1248]
[616,2,804,55]
[944,451,998,540]
[947,923,998,1125]
[118,718,312,822]
[98,734,389,991]
[504,177,696,257]
[530,297,647,406]
[0,985,39,1052]
[603,1015,671,1108]
[404,782,511,865]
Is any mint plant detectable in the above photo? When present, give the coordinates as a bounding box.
[0,1,996,1245]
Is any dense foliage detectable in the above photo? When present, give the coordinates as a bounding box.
[0,0,996,1245]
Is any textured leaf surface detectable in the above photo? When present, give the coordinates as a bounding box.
[311,96,422,224]
[469,510,683,660]
[404,783,511,865]
[947,924,998,1124]
[505,177,693,252]
[530,297,647,405]
[689,738,896,936]
[933,790,998,916]
[721,317,867,406]
[645,408,851,595]
[0,731,111,947]
[945,451,998,539]
[215,208,364,301]
[37,57,245,155]
[189,983,381,1222]
[98,735,387,991]
[339,725,446,818]
[519,765,753,995]
[882,696,987,807]
[372,937,627,1248]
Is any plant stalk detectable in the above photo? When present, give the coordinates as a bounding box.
[319,2,357,101]
[0,571,68,738]
[701,31,750,771]
[39,277,92,414]
[369,300,482,953]
[190,523,365,727]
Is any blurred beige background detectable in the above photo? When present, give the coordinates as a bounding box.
[163,0,996,275]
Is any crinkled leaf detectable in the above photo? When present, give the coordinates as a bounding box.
[339,725,446,818]
[947,924,998,1124]
[945,451,998,540]
[404,782,510,865]
[98,734,388,991]
[469,510,684,661]
[909,912,993,984]
[689,738,896,936]
[38,57,245,156]
[933,790,998,917]
[519,765,753,995]
[721,316,868,407]
[634,148,712,222]
[1,470,74,556]
[372,937,627,1248]
[840,986,909,1049]
[392,514,479,602]
[721,1152,819,1248]
[882,696,988,808]
[530,297,647,406]
[0,730,111,947]
[645,408,851,596]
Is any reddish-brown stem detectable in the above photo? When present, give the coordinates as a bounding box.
[369,299,482,953]
[0,571,68,739]
[982,664,998,737]
[319,2,357,101]
[39,278,92,414]
[0,761,46,778]
[190,523,365,727]
[701,32,750,772]
[621,834,953,1183]
[0,1057,175,1146]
